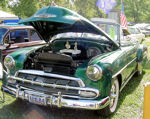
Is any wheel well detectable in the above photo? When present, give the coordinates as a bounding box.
[117,74,122,89]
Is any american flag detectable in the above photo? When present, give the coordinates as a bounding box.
[120,1,127,28]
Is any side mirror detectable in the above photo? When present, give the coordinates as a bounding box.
[6,41,15,48]
[8,41,15,44]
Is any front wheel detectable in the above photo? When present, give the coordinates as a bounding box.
[97,78,119,117]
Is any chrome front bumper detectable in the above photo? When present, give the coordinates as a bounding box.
[2,85,110,110]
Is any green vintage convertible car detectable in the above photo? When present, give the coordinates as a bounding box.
[1,6,147,116]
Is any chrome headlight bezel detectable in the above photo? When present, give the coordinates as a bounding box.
[86,64,102,81]
[4,56,15,70]
[0,62,3,79]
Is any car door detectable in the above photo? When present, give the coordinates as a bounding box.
[118,27,138,84]
[120,39,138,85]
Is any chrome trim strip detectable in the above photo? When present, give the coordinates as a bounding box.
[8,76,100,98]
[16,70,85,87]
[112,57,136,78]
[2,86,109,110]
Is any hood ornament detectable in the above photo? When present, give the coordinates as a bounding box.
[74,42,78,50]
[60,41,81,55]
[65,41,70,49]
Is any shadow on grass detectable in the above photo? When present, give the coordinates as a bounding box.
[1,101,103,119]
[0,99,30,119]
[0,99,101,119]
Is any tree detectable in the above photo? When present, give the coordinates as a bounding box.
[1,0,150,23]
[8,0,38,18]
[116,0,150,23]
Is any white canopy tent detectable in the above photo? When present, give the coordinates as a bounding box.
[0,10,19,20]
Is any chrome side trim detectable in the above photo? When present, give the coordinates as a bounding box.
[112,57,136,78]
[15,70,85,87]
[8,76,100,98]
[2,86,110,110]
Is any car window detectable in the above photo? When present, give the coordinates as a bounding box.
[4,30,29,44]
[30,30,41,41]
[128,28,135,34]
[129,27,140,34]
[0,28,8,43]
[96,23,118,41]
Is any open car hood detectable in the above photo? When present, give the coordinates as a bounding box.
[19,6,118,46]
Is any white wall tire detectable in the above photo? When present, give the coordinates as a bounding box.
[97,78,119,117]
[109,79,119,113]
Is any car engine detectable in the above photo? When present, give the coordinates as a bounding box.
[23,38,114,76]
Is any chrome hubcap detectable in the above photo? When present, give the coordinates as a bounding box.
[110,84,117,108]
[109,79,119,112]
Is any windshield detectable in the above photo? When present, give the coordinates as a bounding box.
[92,22,119,41]
[0,28,8,42]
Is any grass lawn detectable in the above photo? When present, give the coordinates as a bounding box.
[0,38,150,119]
[109,38,150,119]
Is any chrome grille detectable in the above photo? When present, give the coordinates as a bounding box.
[18,73,80,87]
[18,83,79,96]
[7,70,100,99]
[15,71,83,96]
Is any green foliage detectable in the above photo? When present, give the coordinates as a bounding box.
[7,0,38,18]
[115,0,150,23]
[0,0,150,22]
[0,0,105,19]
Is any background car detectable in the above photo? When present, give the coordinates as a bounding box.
[128,26,145,40]
[142,24,150,36]
[0,24,44,58]
[2,6,147,117]
[91,18,137,42]
[134,23,150,37]
[91,18,119,41]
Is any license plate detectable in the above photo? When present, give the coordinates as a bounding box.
[29,95,46,105]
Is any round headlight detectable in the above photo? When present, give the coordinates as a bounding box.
[86,64,102,81]
[4,56,15,69]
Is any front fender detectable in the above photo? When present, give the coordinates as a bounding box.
[75,62,113,99]
[6,45,44,75]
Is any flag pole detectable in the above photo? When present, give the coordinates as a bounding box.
[121,0,122,10]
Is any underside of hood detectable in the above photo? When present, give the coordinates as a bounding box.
[19,6,118,47]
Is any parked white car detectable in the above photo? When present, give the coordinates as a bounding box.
[134,23,150,37]
[128,26,145,40]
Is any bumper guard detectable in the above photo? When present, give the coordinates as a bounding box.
[2,85,110,110]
